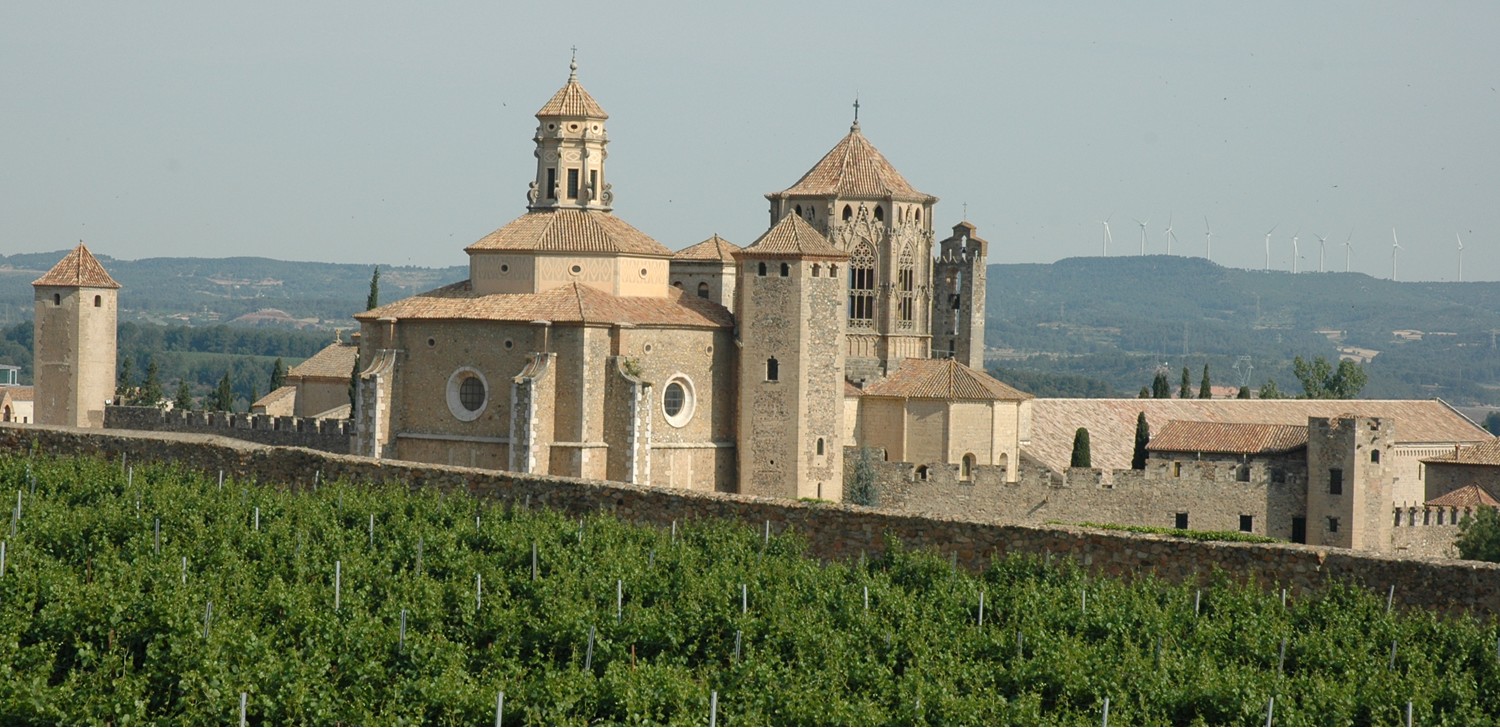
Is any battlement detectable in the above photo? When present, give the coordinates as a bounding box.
[103,405,352,453]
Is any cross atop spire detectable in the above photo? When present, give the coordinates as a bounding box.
[569,46,578,80]
[852,96,860,130]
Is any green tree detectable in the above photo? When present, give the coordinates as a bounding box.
[1259,379,1284,399]
[1179,366,1192,399]
[1485,411,1500,437]
[173,379,194,411]
[248,385,259,409]
[1292,355,1368,399]
[140,357,164,407]
[1131,412,1150,470]
[849,447,878,506]
[1138,386,1151,399]
[1070,427,1091,468]
[1151,372,1170,399]
[211,373,235,412]
[1199,364,1212,399]
[1456,506,1500,562]
[269,357,287,391]
[117,357,134,403]
[366,266,380,311]
[1237,385,1251,399]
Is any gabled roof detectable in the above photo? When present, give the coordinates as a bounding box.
[736,214,847,259]
[1026,398,1492,474]
[288,342,358,380]
[32,243,121,289]
[356,281,733,329]
[862,358,1032,401]
[770,123,936,203]
[465,209,672,257]
[535,63,607,118]
[1423,439,1500,466]
[252,385,296,410]
[1148,420,1309,456]
[673,235,741,262]
[1426,484,1500,508]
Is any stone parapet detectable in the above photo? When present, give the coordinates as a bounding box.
[5,422,1500,618]
[103,405,352,453]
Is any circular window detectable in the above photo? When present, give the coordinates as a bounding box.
[500,263,510,273]
[427,337,436,348]
[445,368,489,422]
[644,343,653,353]
[570,264,582,275]
[568,123,579,131]
[661,374,696,428]
[503,339,514,350]
[547,123,555,130]
[640,267,649,278]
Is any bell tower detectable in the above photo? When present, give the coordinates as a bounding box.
[932,222,987,369]
[32,243,120,428]
[527,54,612,212]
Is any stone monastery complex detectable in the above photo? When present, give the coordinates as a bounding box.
[20,59,1500,560]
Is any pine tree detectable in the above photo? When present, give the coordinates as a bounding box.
[366,267,380,311]
[1151,372,1170,399]
[249,385,259,409]
[849,447,879,506]
[212,373,234,412]
[1179,366,1192,399]
[1070,427,1092,468]
[1456,507,1500,563]
[174,379,194,411]
[1199,364,1212,399]
[1132,412,1150,470]
[141,357,164,407]
[117,358,134,403]
[1237,385,1251,399]
[269,357,286,391]
[1138,386,1151,399]
[1258,379,1284,399]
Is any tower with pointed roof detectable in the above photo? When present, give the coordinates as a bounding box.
[32,243,120,428]
[932,222,988,369]
[766,115,940,382]
[733,214,848,500]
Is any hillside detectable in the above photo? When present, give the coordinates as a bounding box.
[987,256,1500,404]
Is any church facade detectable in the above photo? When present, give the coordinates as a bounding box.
[353,60,1024,498]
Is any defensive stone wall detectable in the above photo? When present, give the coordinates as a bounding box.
[103,405,352,453]
[4,422,1500,618]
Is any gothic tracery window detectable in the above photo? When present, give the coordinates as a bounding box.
[897,244,916,329]
[848,242,876,327]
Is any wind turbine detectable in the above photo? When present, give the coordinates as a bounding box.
[1263,224,1278,271]
[1098,216,1114,256]
[1391,228,1402,281]
[1315,234,1327,273]
[1291,231,1300,274]
[1134,217,1150,255]
[1343,230,1353,273]
[1164,214,1178,255]
[1203,217,1213,262]
[1457,233,1465,282]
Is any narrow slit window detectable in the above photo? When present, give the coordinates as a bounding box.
[766,357,779,382]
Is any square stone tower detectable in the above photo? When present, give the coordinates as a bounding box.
[32,243,120,428]
[1306,415,1395,551]
[932,222,988,369]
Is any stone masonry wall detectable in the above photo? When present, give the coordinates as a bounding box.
[5,423,1500,618]
[104,405,352,453]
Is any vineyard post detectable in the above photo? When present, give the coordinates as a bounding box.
[1,541,6,578]
[1018,631,1025,658]
[1101,696,1109,727]
[368,514,374,548]
[1388,640,1397,670]
[476,573,483,610]
[531,542,538,581]
[154,518,161,555]
[399,609,407,653]
[127,466,133,489]
[239,691,247,727]
[978,589,985,626]
[671,519,677,543]
[763,519,770,548]
[1406,700,1412,726]
[218,470,223,490]
[864,585,869,612]
[495,691,504,727]
[314,469,320,489]
[1195,590,1201,617]
[733,630,742,662]
[475,515,480,530]
[1387,585,1395,614]
[121,452,126,474]
[709,690,718,728]
[741,583,747,615]
[181,556,187,585]
[204,601,213,639]
[648,549,655,568]
[10,489,19,536]
[578,519,584,544]
[585,626,595,671]
[1082,589,1087,615]
[1278,638,1287,674]
[416,537,424,576]
[524,494,530,510]
[1281,588,1287,609]
[1265,696,1274,727]
[616,579,623,623]
[254,507,260,532]
[1153,636,1161,667]
[335,560,342,612]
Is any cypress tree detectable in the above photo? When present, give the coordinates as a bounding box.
[117,358,134,403]
[1070,427,1092,468]
[269,357,286,391]
[1151,372,1170,399]
[1237,385,1251,399]
[1138,386,1151,399]
[141,358,164,407]
[1179,366,1192,399]
[174,379,195,411]
[212,373,234,412]
[366,266,380,311]
[1132,412,1150,470]
[1199,364,1212,399]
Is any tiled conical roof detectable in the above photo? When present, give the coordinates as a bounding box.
[673,235,741,262]
[772,123,935,203]
[32,243,120,289]
[535,60,607,119]
[862,358,1032,401]
[736,214,847,259]
[465,209,671,256]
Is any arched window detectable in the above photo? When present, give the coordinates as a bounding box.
[998,452,1009,481]
[915,208,921,223]
[816,438,825,456]
[758,262,767,277]
[842,205,853,221]
[93,295,102,307]
[873,205,884,222]
[766,357,779,382]
[915,465,929,481]
[53,293,60,306]
[811,264,821,278]
[780,262,790,277]
[848,242,876,326]
[794,204,802,217]
[1370,449,1381,464]
[897,244,916,329]
[697,282,710,298]
[960,453,976,482]
[673,281,684,289]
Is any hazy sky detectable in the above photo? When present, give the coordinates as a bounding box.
[3,2,1498,281]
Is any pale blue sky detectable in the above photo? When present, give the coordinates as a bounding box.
[3,1,1497,281]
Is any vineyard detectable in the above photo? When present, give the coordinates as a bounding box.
[0,453,1498,725]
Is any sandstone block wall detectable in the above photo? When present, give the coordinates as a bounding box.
[4,423,1500,617]
[104,405,352,453]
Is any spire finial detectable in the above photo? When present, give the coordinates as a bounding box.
[569,46,578,80]
[963,202,968,220]
[852,95,860,130]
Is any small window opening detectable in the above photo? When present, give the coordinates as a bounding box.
[757,262,767,277]
[1239,515,1253,532]
[589,170,598,200]
[1175,512,1189,529]
[1172,462,1182,478]
[1327,516,1340,533]
[547,168,557,199]
[53,293,60,306]
[842,205,853,221]
[811,264,821,277]
[566,168,580,198]
[697,282,710,298]
[915,465,929,481]
[780,262,790,277]
[794,204,802,217]
[93,295,102,307]
[1370,449,1381,464]
[673,281,684,289]
[766,357,779,382]
[874,205,884,222]
[1329,468,1343,495]
[1236,464,1250,482]
[960,453,976,481]
[816,438,825,456]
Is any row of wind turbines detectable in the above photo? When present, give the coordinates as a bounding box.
[1096,215,1470,282]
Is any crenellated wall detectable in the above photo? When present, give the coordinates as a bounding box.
[6,422,1500,619]
[104,405,352,452]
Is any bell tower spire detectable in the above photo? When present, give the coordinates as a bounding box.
[527,54,612,212]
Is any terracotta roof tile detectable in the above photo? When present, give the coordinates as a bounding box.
[288,342,358,380]
[844,380,863,398]
[32,244,121,289]
[1026,398,1491,474]
[357,282,732,329]
[736,214,847,259]
[252,385,296,409]
[862,358,1033,401]
[1423,439,1500,465]
[673,235,741,262]
[0,386,34,402]
[465,209,672,257]
[1426,484,1500,508]
[771,124,936,203]
[1148,420,1309,456]
[535,67,607,118]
